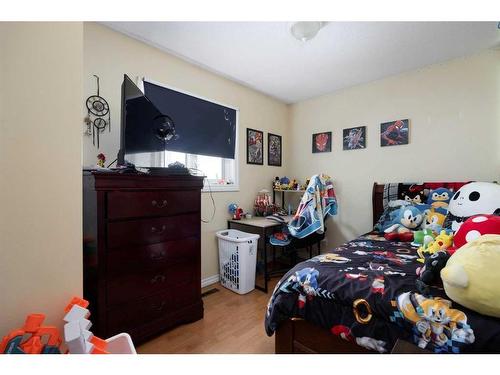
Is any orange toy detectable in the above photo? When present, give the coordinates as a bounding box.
[64,297,89,313]
[0,313,62,354]
[90,336,108,354]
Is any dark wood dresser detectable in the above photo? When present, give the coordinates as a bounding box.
[83,171,204,344]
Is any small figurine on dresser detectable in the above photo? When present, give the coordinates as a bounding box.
[96,153,106,168]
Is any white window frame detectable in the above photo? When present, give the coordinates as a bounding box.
[143,77,240,193]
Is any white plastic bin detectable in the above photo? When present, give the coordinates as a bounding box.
[105,333,137,354]
[216,229,260,294]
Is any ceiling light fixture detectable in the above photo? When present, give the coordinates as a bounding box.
[290,22,324,42]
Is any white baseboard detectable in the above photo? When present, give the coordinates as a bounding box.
[201,274,220,288]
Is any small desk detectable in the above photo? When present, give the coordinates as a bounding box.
[227,215,293,293]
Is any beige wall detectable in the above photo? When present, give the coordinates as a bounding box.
[83,23,289,280]
[289,50,500,249]
[0,24,498,336]
[0,23,83,334]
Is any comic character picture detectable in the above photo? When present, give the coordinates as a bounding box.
[380,119,409,147]
[312,131,332,153]
[247,128,263,165]
[267,133,282,166]
[343,126,366,150]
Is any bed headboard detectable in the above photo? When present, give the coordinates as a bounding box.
[372,183,386,226]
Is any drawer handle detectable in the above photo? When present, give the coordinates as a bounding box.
[151,225,167,234]
[151,199,168,208]
[151,301,167,312]
[150,250,166,261]
[150,274,166,284]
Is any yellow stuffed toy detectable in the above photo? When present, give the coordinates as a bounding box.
[441,234,500,318]
[417,230,453,263]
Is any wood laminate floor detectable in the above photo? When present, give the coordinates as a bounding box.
[137,280,278,354]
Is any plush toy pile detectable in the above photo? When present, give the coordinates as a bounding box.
[374,182,500,313]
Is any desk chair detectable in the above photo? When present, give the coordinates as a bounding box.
[268,227,326,278]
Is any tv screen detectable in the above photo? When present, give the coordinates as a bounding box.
[143,81,237,160]
[118,75,237,168]
[118,75,169,167]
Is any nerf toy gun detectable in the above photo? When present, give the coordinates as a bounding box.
[0,313,62,354]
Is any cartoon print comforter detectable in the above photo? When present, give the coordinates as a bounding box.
[265,233,500,353]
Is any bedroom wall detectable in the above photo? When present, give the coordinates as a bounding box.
[0,22,83,334]
[83,23,289,281]
[288,50,500,249]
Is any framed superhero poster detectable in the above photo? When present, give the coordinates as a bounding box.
[247,128,264,165]
[343,126,366,150]
[267,133,282,167]
[312,131,332,153]
[380,119,409,147]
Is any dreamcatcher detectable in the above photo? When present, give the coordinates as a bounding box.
[85,75,110,148]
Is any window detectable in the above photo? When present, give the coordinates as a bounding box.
[127,150,238,192]
[166,151,238,192]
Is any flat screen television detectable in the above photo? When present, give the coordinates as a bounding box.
[117,75,174,167]
[117,74,237,169]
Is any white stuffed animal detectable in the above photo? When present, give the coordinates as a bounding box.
[445,182,500,232]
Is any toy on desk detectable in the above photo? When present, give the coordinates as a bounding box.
[0,313,62,354]
[234,208,244,220]
[290,179,298,190]
[279,177,290,189]
[254,190,276,217]
[228,203,244,220]
[273,176,280,189]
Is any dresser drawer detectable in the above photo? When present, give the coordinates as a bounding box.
[107,190,200,220]
[107,213,199,249]
[107,237,200,275]
[106,291,173,335]
[106,263,198,306]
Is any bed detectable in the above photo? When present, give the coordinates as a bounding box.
[265,182,500,354]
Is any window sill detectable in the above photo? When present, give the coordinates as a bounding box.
[202,184,240,193]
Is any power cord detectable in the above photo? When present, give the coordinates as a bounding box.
[189,168,216,224]
[106,157,118,168]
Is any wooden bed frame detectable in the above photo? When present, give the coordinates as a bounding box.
[274,183,391,354]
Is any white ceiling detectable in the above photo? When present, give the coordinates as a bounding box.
[103,22,499,103]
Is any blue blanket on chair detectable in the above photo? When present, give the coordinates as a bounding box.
[270,174,338,246]
[287,174,337,239]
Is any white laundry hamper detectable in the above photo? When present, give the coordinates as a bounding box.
[216,229,260,294]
